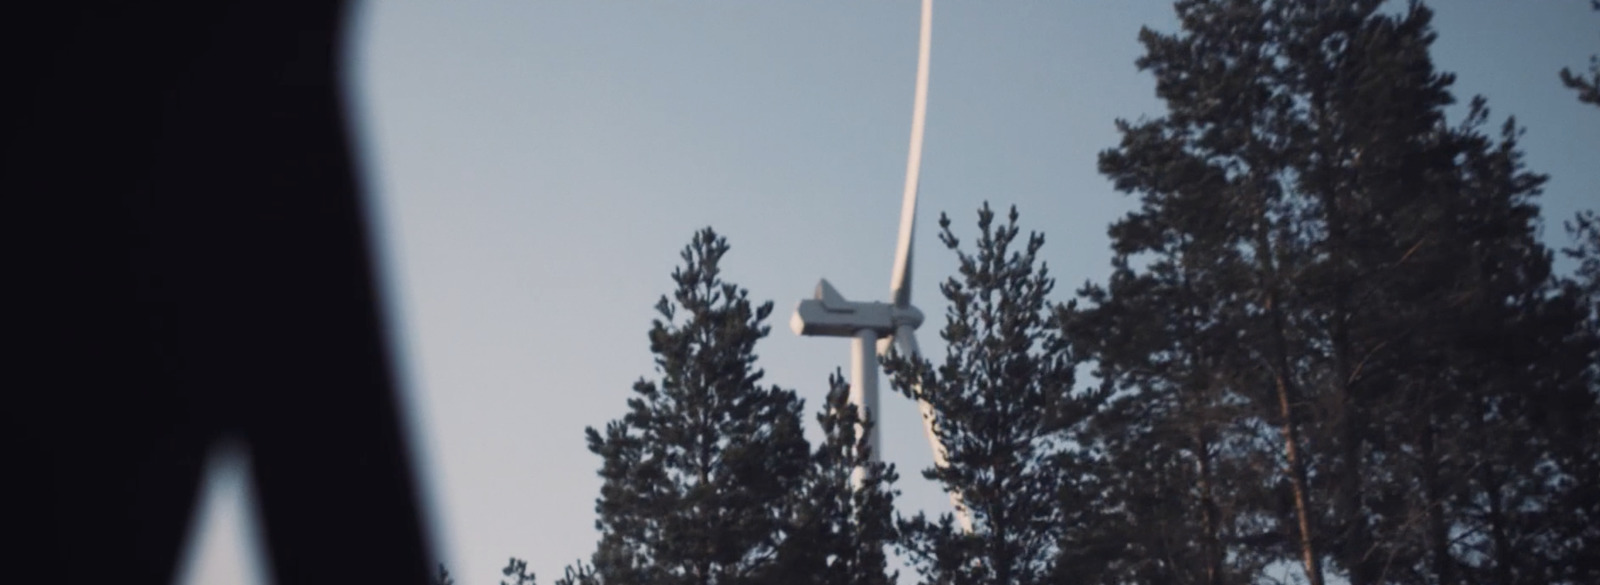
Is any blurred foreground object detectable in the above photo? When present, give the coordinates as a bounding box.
[5,3,435,584]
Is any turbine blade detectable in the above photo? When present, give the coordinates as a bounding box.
[896,323,975,533]
[894,324,921,359]
[916,393,974,533]
[889,0,931,309]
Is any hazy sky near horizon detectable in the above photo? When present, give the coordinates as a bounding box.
[177,2,1596,584]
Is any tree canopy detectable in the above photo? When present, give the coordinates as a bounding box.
[1073,1,1599,584]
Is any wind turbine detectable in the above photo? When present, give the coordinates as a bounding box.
[788,0,972,532]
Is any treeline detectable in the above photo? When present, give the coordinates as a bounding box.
[484,1,1599,584]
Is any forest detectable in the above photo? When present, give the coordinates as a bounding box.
[455,1,1600,584]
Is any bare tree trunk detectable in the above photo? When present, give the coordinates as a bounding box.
[1273,368,1325,585]
[1254,203,1325,585]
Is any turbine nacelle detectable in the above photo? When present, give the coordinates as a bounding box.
[790,279,924,338]
[788,0,969,533]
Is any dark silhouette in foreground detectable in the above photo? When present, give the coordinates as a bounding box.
[7,3,434,584]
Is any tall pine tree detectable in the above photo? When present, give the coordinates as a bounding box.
[1062,149,1282,585]
[574,228,812,585]
[886,204,1102,585]
[1079,1,1597,584]
[778,370,901,585]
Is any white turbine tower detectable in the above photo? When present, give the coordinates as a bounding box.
[789,0,972,532]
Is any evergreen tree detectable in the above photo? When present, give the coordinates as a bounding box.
[572,228,812,585]
[779,371,901,585]
[1567,211,1600,315]
[1557,17,1600,574]
[1540,210,1600,585]
[1080,1,1596,584]
[1062,163,1283,585]
[885,204,1101,585]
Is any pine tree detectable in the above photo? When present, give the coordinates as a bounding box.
[1553,211,1600,585]
[1081,1,1596,584]
[1061,172,1283,585]
[1556,18,1600,574]
[885,203,1101,585]
[778,371,900,585]
[573,228,812,585]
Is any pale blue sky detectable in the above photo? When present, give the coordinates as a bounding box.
[179,2,1597,584]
